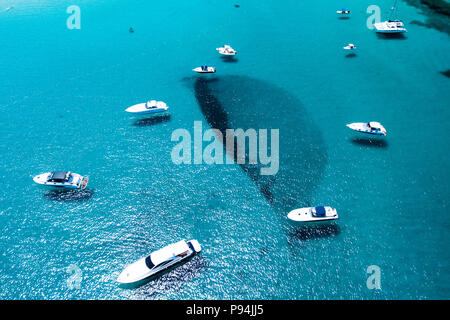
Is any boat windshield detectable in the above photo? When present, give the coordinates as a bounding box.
[49,171,69,182]
[145,256,155,269]
[312,206,326,217]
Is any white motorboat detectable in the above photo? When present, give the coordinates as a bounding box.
[117,239,202,284]
[374,1,406,33]
[347,121,387,136]
[337,9,350,14]
[216,45,237,56]
[125,100,168,115]
[343,43,356,50]
[288,206,338,223]
[193,66,216,73]
[33,171,89,190]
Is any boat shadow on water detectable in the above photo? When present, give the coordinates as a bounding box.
[133,114,171,127]
[221,55,238,63]
[345,53,357,58]
[43,188,95,202]
[289,224,341,241]
[350,137,388,148]
[375,33,407,40]
[119,255,209,292]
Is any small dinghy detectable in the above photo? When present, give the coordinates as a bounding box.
[337,9,350,14]
[288,206,338,223]
[125,100,168,115]
[347,121,387,136]
[117,239,202,284]
[216,45,237,56]
[193,66,216,73]
[33,171,89,190]
[343,43,356,50]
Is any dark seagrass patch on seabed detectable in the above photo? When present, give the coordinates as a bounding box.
[186,75,328,215]
[439,69,450,78]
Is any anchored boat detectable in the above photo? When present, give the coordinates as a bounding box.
[193,66,216,73]
[374,20,406,33]
[33,171,89,190]
[216,45,237,56]
[125,100,168,115]
[288,206,338,223]
[117,239,201,284]
[347,122,387,136]
[343,43,356,50]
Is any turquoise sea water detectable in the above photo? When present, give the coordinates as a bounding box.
[0,0,449,299]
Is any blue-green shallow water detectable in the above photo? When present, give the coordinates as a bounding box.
[0,0,449,299]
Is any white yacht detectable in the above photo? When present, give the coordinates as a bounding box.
[216,45,237,56]
[374,1,407,33]
[125,100,168,115]
[193,66,216,73]
[117,239,201,284]
[347,122,387,136]
[288,206,338,223]
[343,43,356,50]
[374,20,406,33]
[33,171,89,190]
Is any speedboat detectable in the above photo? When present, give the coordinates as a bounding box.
[343,43,356,50]
[193,66,216,73]
[347,122,387,136]
[374,20,406,33]
[337,9,350,14]
[125,100,168,115]
[216,45,237,56]
[33,171,89,190]
[288,206,338,223]
[117,239,201,284]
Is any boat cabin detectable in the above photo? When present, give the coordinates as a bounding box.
[368,122,382,131]
[48,171,70,182]
[312,206,327,217]
[145,240,191,269]
[146,101,157,109]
